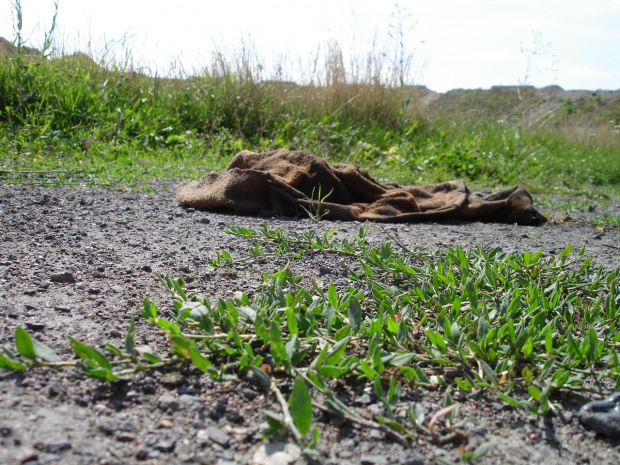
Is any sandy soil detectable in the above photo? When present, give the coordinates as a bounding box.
[1,183,619,465]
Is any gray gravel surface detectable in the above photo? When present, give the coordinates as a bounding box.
[1,183,619,465]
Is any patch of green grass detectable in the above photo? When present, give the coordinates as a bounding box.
[536,196,606,213]
[0,51,618,197]
[3,225,619,446]
[592,213,620,231]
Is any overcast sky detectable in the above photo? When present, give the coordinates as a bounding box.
[1,0,619,92]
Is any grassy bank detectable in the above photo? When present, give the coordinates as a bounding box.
[0,48,618,197]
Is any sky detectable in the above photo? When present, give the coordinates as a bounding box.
[1,0,619,92]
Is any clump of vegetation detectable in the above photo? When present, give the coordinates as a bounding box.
[0,2,618,195]
[2,225,619,446]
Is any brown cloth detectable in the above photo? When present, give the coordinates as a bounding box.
[177,149,546,225]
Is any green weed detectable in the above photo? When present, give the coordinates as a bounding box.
[0,37,618,195]
[299,184,334,222]
[592,213,620,231]
[3,226,619,446]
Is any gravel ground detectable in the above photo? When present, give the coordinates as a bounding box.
[1,183,619,465]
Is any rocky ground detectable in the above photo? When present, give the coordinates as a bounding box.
[1,182,619,465]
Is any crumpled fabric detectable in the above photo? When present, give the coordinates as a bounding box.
[177,149,546,225]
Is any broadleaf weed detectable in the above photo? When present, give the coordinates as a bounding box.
[2,225,619,443]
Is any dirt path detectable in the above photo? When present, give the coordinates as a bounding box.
[1,184,619,465]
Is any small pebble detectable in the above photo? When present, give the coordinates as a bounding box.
[50,272,75,284]
[159,419,173,429]
[206,426,231,447]
[252,442,300,465]
[159,372,185,387]
[153,440,176,453]
[116,433,135,442]
[43,439,72,453]
[361,455,388,465]
[157,394,181,412]
[579,391,620,437]
[25,322,46,331]
[47,384,66,397]
[242,388,257,400]
[111,284,124,293]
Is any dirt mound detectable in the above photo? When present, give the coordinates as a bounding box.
[420,84,620,126]
[0,36,41,58]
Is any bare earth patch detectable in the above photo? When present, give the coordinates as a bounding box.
[1,183,619,465]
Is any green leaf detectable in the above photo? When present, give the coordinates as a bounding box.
[545,326,554,353]
[560,244,574,260]
[466,278,478,310]
[414,365,430,384]
[472,442,494,460]
[15,327,36,361]
[333,324,351,341]
[386,316,399,334]
[269,321,290,369]
[31,335,61,363]
[0,348,27,370]
[498,392,522,408]
[372,346,385,373]
[387,377,401,404]
[522,336,534,358]
[237,305,256,323]
[105,344,123,356]
[141,298,157,319]
[153,318,180,334]
[528,385,542,401]
[325,337,350,366]
[359,359,378,379]
[587,328,600,362]
[348,297,362,334]
[478,359,498,383]
[69,338,117,381]
[310,342,329,369]
[450,322,461,345]
[469,341,487,359]
[552,369,570,388]
[69,338,112,370]
[387,353,417,367]
[318,365,350,378]
[291,346,310,367]
[477,317,490,339]
[322,303,335,334]
[327,283,338,308]
[250,365,271,388]
[125,313,138,359]
[307,427,320,449]
[428,329,446,351]
[373,377,386,400]
[263,409,284,435]
[287,307,298,336]
[285,335,298,363]
[289,378,313,436]
[169,335,212,372]
[454,377,472,391]
[255,316,269,343]
[191,304,215,332]
[376,415,409,434]
[136,345,161,364]
[306,371,326,391]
